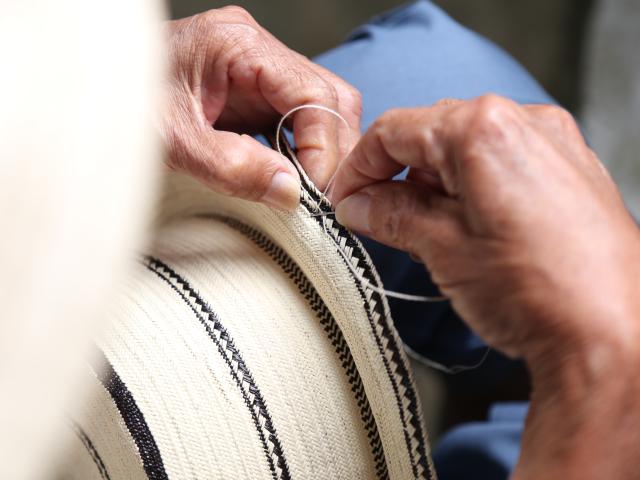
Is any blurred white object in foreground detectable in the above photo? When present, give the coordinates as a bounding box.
[0,0,163,478]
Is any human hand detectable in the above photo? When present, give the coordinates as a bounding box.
[162,6,361,210]
[330,96,640,480]
[330,96,640,478]
[331,95,639,362]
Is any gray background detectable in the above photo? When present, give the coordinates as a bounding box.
[169,0,592,111]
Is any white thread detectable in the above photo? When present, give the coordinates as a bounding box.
[276,104,492,373]
[275,104,353,160]
[276,104,446,303]
[406,344,492,375]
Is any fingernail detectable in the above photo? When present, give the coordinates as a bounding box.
[335,193,371,234]
[262,171,301,211]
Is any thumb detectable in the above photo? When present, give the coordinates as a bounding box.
[334,181,463,265]
[172,128,301,211]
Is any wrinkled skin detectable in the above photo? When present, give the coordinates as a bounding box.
[330,95,640,480]
[161,6,361,210]
[160,8,640,476]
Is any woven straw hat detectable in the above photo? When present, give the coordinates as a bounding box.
[59,143,436,480]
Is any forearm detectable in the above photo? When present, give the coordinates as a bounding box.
[514,319,640,480]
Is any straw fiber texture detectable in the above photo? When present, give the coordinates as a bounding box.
[60,147,436,480]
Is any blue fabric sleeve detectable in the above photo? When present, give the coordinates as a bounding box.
[315,0,554,130]
[433,402,529,479]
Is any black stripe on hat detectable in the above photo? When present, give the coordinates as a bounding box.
[218,215,390,480]
[303,199,432,479]
[91,349,169,480]
[69,420,111,480]
[145,256,291,480]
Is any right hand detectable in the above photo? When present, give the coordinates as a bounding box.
[330,95,640,364]
[329,96,640,479]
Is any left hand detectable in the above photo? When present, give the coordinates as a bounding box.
[161,6,362,210]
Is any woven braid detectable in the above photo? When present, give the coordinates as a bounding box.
[218,216,390,480]
[277,136,434,479]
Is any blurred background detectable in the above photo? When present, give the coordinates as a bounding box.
[169,0,640,218]
[170,0,640,439]
[171,0,592,112]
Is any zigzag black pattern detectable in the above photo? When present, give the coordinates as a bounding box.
[218,216,390,480]
[307,206,433,479]
[145,257,292,480]
[278,139,433,479]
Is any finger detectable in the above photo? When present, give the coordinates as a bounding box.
[249,51,360,189]
[334,180,464,263]
[406,166,447,194]
[178,8,361,191]
[433,98,464,108]
[523,104,615,187]
[168,122,301,211]
[292,103,342,187]
[306,60,362,154]
[524,104,587,154]
[258,30,362,168]
[328,106,458,204]
[198,11,360,189]
[329,95,524,204]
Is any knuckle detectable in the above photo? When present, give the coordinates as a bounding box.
[213,23,263,62]
[368,115,389,148]
[540,103,567,118]
[345,85,363,114]
[462,95,518,153]
[340,82,361,104]
[348,85,362,103]
[472,94,516,128]
[218,5,256,24]
[367,108,408,151]
[434,97,461,107]
[376,108,402,128]
[544,105,580,134]
[196,8,261,47]
[302,80,339,104]
[326,83,340,104]
[196,9,221,28]
[415,121,438,152]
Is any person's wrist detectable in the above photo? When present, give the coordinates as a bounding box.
[515,305,640,479]
[533,321,635,394]
[526,295,640,399]
[518,229,640,386]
